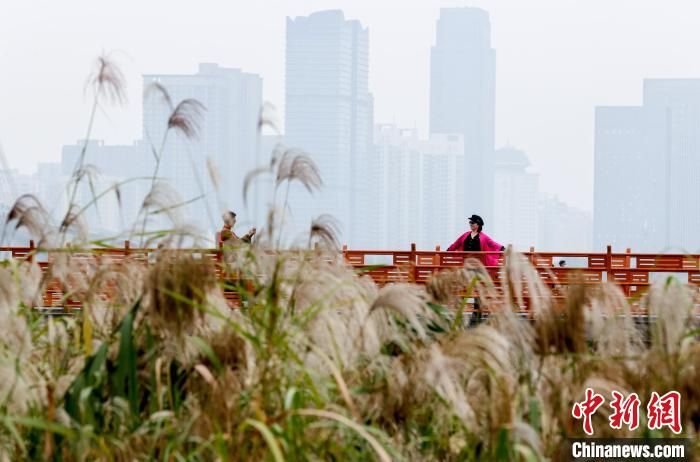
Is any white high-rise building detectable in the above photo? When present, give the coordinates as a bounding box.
[373,125,423,249]
[143,64,262,233]
[421,134,465,249]
[286,10,373,246]
[493,147,539,250]
[430,7,496,221]
[372,124,464,250]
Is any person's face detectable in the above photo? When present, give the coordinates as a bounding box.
[224,213,236,227]
[469,221,479,232]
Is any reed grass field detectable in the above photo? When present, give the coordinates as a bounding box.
[0,55,698,461]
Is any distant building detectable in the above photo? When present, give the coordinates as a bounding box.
[430,7,496,221]
[643,80,700,251]
[594,106,667,251]
[61,140,150,178]
[34,162,64,217]
[61,140,150,233]
[421,133,465,249]
[143,64,262,231]
[249,134,283,229]
[493,147,539,250]
[0,168,19,208]
[372,125,423,249]
[372,124,464,250]
[594,79,700,252]
[286,10,374,246]
[539,195,592,251]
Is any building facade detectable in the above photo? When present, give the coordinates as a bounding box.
[430,7,496,222]
[285,10,373,246]
[539,194,593,252]
[594,79,700,252]
[61,140,151,234]
[643,80,700,251]
[493,147,539,250]
[371,124,464,250]
[143,64,262,232]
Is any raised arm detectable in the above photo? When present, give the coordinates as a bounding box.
[242,227,256,243]
[482,233,504,251]
[447,232,468,251]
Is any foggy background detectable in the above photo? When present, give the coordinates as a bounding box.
[2,0,700,251]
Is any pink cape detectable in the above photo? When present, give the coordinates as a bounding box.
[447,232,503,267]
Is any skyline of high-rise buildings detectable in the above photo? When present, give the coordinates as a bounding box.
[23,6,700,253]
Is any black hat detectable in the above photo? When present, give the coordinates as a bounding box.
[468,214,484,226]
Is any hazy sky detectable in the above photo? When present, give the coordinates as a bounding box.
[2,0,700,212]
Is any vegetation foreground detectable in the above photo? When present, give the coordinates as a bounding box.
[0,246,698,460]
[1,55,698,460]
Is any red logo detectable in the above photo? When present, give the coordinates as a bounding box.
[647,391,682,434]
[572,388,606,435]
[572,389,683,435]
[609,391,641,431]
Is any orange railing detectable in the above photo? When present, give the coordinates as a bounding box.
[2,241,699,311]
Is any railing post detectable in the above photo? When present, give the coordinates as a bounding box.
[29,239,35,263]
[505,244,513,269]
[606,245,612,281]
[216,234,224,263]
[529,246,535,265]
[124,240,130,256]
[410,243,417,283]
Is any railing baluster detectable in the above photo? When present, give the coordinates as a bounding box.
[4,240,697,315]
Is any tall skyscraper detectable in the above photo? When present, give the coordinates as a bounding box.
[643,80,700,251]
[430,7,496,221]
[286,10,373,246]
[143,64,262,231]
[594,79,700,252]
[594,106,667,251]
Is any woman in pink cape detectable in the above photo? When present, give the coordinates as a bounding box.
[447,214,505,267]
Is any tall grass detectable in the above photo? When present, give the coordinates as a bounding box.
[0,56,698,460]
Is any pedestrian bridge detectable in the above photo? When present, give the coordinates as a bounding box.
[2,240,699,313]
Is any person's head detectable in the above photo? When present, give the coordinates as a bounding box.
[558,260,566,267]
[468,214,484,232]
[222,210,237,227]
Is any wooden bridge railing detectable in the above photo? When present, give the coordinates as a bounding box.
[2,241,699,312]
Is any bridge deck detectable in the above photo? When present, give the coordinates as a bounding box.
[2,241,699,313]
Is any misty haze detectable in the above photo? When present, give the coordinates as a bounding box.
[2,2,700,461]
[3,0,700,252]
